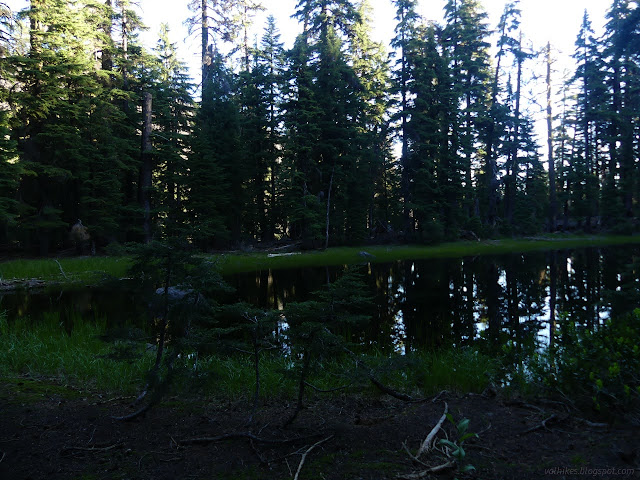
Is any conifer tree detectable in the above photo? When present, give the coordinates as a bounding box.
[349,0,393,239]
[390,0,420,237]
[441,0,492,235]
[151,23,194,238]
[188,50,239,248]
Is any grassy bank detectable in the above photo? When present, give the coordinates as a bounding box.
[2,234,640,282]
[216,234,640,274]
[0,311,494,399]
[0,256,131,285]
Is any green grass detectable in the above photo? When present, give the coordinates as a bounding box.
[0,256,131,284]
[0,311,153,393]
[0,309,495,400]
[1,234,639,282]
[213,234,640,274]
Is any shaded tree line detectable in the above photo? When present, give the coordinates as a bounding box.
[0,0,639,255]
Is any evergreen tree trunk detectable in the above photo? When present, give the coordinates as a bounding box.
[546,43,557,231]
[101,0,113,72]
[141,92,153,243]
[324,166,334,250]
[201,0,209,87]
[506,34,523,226]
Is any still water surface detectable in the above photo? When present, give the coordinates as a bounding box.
[2,246,639,354]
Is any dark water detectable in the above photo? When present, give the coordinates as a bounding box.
[2,246,639,353]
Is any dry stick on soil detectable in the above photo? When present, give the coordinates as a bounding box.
[179,432,321,446]
[431,390,449,403]
[520,414,564,435]
[293,435,334,480]
[396,460,455,479]
[303,381,351,393]
[416,402,448,458]
[0,452,5,464]
[401,442,430,468]
[60,442,123,455]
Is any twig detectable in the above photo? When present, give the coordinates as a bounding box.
[431,390,449,403]
[92,395,135,406]
[397,460,455,479]
[577,418,609,428]
[520,414,558,435]
[61,442,123,455]
[0,452,5,464]
[504,400,545,414]
[417,402,448,458]
[304,381,351,393]
[86,426,96,445]
[179,432,321,446]
[249,439,268,465]
[368,375,415,402]
[293,435,334,480]
[401,442,430,468]
[54,259,68,280]
[111,402,152,421]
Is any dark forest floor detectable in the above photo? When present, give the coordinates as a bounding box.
[1,379,639,480]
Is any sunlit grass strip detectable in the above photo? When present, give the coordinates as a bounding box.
[0,312,153,394]
[215,234,640,274]
[2,235,640,282]
[0,256,131,283]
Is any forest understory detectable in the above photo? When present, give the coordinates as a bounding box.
[1,378,639,480]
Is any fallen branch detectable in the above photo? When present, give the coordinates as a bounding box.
[579,418,608,429]
[401,442,430,468]
[417,402,448,458]
[111,402,152,422]
[397,460,455,479]
[304,381,351,393]
[92,395,135,406]
[54,259,68,280]
[179,432,320,446]
[293,435,334,480]
[520,414,561,435]
[368,375,415,402]
[343,346,420,402]
[505,400,545,414]
[61,442,123,455]
[0,452,5,464]
[431,390,449,403]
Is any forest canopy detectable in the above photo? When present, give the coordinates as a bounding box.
[0,0,639,255]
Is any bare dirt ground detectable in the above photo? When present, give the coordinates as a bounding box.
[1,379,638,480]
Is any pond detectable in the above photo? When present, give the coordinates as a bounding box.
[2,245,639,356]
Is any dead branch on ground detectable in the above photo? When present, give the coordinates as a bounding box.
[293,435,334,480]
[396,460,455,479]
[60,442,123,455]
[520,413,568,435]
[179,432,321,446]
[417,402,448,458]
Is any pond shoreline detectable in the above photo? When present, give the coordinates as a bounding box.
[1,234,640,291]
